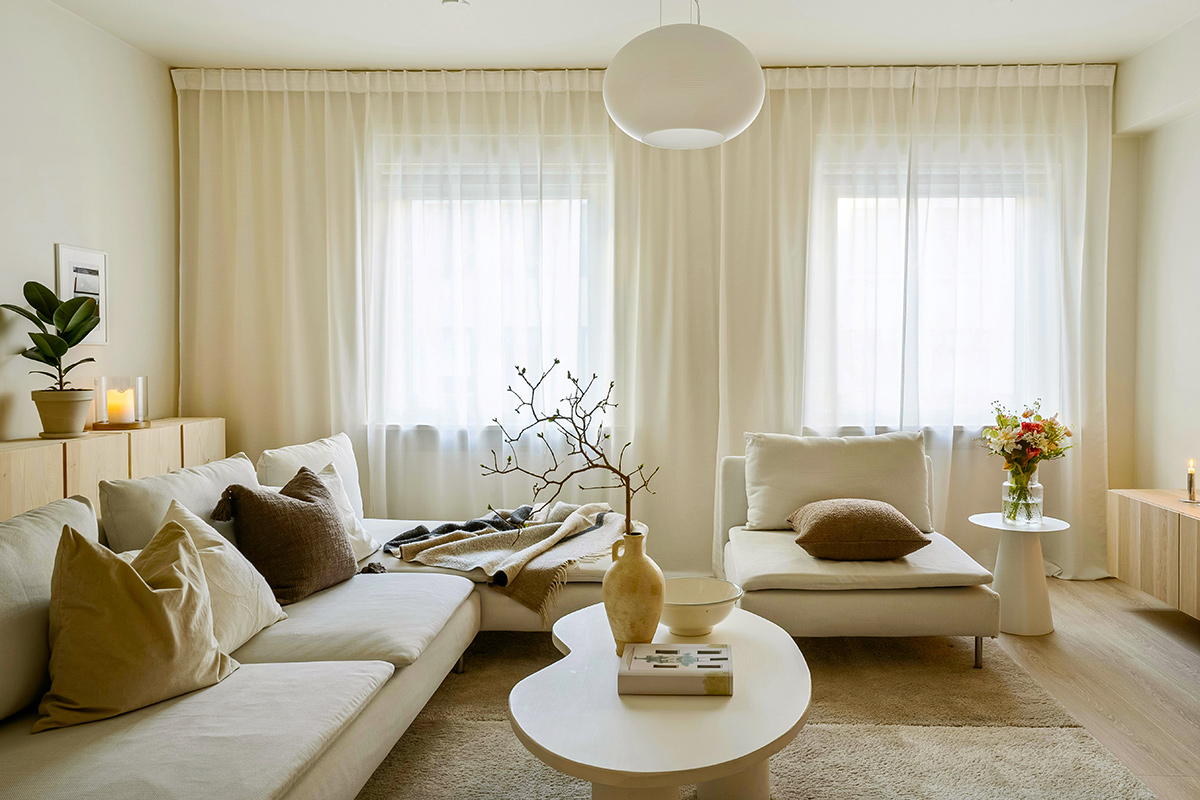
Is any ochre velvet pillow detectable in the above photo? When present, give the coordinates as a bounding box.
[213,467,356,604]
[788,499,932,561]
[35,523,238,733]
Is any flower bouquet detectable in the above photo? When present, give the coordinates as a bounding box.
[979,400,1073,524]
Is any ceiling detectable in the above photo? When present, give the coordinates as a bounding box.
[53,0,1200,69]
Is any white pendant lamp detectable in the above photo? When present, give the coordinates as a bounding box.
[603,3,765,150]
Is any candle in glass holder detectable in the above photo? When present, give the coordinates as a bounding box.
[107,389,135,424]
[1189,459,1196,503]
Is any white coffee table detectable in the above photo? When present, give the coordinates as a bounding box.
[969,512,1070,636]
[507,603,811,800]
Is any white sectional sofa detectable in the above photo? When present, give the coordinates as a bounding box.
[0,490,479,800]
[716,448,1000,666]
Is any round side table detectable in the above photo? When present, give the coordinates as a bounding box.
[968,513,1070,636]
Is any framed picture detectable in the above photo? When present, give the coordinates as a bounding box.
[54,244,107,345]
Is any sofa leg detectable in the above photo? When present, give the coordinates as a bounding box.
[974,636,983,669]
[453,655,466,674]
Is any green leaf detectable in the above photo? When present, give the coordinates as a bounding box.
[0,303,48,332]
[53,297,97,336]
[28,332,68,362]
[23,282,61,324]
[61,314,99,347]
[61,357,95,375]
[29,370,60,381]
[20,346,53,365]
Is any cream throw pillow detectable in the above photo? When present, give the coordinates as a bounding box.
[317,463,381,562]
[161,500,287,652]
[35,523,237,732]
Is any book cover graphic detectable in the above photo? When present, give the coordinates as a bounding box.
[617,644,733,696]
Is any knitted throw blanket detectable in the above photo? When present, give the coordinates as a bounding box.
[382,502,636,622]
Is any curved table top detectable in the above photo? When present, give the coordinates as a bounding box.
[507,603,811,789]
[968,512,1070,533]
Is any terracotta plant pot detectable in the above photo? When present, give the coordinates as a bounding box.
[31,389,93,439]
[602,530,665,656]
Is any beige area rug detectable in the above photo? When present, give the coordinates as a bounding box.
[358,633,1157,800]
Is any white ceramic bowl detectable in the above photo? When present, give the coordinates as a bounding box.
[661,577,744,636]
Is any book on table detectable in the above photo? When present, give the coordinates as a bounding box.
[617,644,733,696]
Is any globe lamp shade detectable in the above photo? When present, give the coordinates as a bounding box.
[603,23,765,150]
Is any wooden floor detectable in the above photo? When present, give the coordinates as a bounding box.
[997,577,1200,800]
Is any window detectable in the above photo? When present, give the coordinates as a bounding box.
[804,135,1065,430]
[367,132,612,430]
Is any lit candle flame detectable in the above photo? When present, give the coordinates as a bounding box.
[1191,459,1195,474]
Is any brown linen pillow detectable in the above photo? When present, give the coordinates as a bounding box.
[212,467,356,604]
[788,498,932,561]
[35,523,237,733]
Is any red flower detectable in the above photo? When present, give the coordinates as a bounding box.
[1020,421,1044,434]
[1027,447,1042,459]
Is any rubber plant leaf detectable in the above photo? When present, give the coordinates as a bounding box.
[61,358,95,375]
[23,282,61,325]
[21,346,53,366]
[53,297,96,336]
[61,314,100,347]
[28,332,68,362]
[0,304,48,332]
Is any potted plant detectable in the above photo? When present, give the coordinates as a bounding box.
[2,282,99,439]
[481,361,662,654]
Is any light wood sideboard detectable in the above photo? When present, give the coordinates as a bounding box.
[1107,488,1200,619]
[0,417,225,521]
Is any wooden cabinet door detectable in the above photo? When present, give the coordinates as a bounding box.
[1107,493,1180,607]
[1180,516,1200,619]
[65,434,131,510]
[0,440,64,520]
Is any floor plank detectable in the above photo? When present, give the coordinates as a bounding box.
[997,577,1200,800]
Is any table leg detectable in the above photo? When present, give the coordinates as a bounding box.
[591,783,678,800]
[994,529,1054,636]
[697,759,771,800]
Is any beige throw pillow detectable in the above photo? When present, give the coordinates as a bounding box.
[788,499,932,561]
[35,523,238,733]
[161,500,287,652]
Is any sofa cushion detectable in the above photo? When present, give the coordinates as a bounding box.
[36,524,238,733]
[743,431,933,532]
[789,498,931,560]
[257,432,365,518]
[99,453,258,552]
[232,573,474,668]
[0,660,391,800]
[361,518,612,582]
[0,497,96,721]
[726,527,992,591]
[160,501,287,653]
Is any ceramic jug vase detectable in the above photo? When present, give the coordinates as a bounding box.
[601,530,665,656]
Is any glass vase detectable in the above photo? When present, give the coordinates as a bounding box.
[1002,468,1043,525]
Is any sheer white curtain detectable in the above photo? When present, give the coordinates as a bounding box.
[797,65,1113,576]
[175,65,1113,577]
[174,69,612,522]
[363,71,613,519]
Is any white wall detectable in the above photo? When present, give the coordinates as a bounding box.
[0,0,177,440]
[1132,110,1200,489]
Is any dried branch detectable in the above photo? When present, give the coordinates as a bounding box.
[480,361,658,535]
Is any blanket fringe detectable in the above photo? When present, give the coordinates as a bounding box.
[535,548,612,628]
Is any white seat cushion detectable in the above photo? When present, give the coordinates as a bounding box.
[232,573,474,668]
[361,518,612,583]
[725,528,993,591]
[0,661,391,800]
